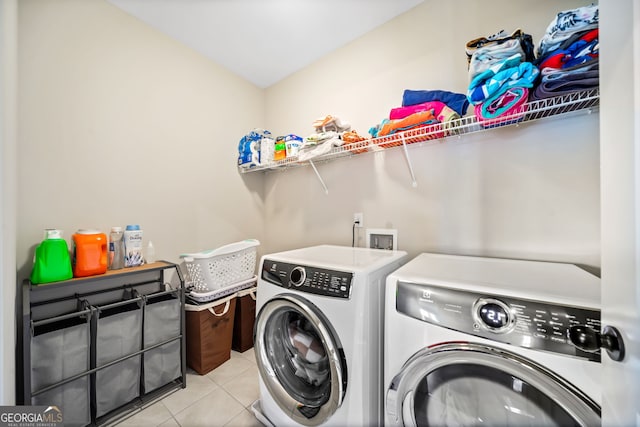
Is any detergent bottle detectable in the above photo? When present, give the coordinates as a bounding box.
[30,229,73,284]
[72,229,108,277]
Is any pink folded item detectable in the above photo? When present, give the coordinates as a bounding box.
[378,110,439,137]
[389,101,460,122]
[474,87,529,128]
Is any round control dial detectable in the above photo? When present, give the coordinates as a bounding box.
[472,298,516,334]
[289,266,306,287]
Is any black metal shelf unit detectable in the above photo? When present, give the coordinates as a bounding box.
[20,261,186,427]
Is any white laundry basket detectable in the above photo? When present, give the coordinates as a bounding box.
[181,239,259,292]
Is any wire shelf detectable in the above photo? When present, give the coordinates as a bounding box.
[239,88,599,174]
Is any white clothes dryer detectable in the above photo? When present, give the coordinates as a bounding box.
[384,253,602,426]
[252,245,407,426]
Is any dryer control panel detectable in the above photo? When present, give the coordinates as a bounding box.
[262,259,353,299]
[396,281,601,362]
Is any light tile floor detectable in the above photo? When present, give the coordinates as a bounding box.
[115,349,262,427]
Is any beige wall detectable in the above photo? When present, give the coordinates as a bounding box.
[1,0,18,406]
[17,0,266,279]
[263,0,601,270]
[10,0,601,405]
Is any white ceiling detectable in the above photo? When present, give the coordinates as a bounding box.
[107,0,424,88]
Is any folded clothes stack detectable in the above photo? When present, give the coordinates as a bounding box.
[400,89,469,117]
[369,90,466,147]
[536,4,599,61]
[370,110,440,139]
[466,28,536,83]
[466,29,539,128]
[299,115,368,161]
[531,4,599,100]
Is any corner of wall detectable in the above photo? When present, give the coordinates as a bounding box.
[1,0,18,406]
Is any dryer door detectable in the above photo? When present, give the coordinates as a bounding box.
[386,343,600,427]
[254,293,347,426]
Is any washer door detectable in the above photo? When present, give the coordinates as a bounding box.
[387,343,600,427]
[254,294,347,426]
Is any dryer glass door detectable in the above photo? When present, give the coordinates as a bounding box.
[255,294,347,426]
[386,343,600,427]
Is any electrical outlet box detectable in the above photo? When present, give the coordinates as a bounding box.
[353,213,364,228]
[366,228,398,250]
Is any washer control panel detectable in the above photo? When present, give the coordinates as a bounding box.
[262,259,353,299]
[396,280,601,362]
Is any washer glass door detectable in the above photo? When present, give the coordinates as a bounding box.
[255,294,347,426]
[387,343,600,427]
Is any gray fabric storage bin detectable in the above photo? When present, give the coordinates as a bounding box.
[31,318,91,427]
[32,379,90,427]
[95,301,142,417]
[143,340,182,392]
[143,294,181,392]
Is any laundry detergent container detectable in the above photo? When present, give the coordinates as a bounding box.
[30,229,73,285]
[72,230,108,278]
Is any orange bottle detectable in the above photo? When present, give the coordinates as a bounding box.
[72,229,108,277]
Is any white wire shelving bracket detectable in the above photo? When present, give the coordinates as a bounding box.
[238,88,600,192]
[309,160,329,195]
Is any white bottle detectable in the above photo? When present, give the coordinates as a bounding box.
[146,241,156,264]
[108,226,125,270]
[124,224,144,267]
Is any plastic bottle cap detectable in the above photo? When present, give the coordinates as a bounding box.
[76,229,102,235]
[111,226,123,232]
[44,229,63,239]
[126,225,141,231]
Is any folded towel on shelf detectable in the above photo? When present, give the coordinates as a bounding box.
[540,58,599,80]
[466,28,535,65]
[298,138,343,161]
[389,101,460,123]
[468,60,539,106]
[304,131,339,145]
[474,87,529,128]
[468,38,525,82]
[312,115,351,133]
[553,28,599,55]
[369,110,439,138]
[532,59,599,100]
[538,29,598,70]
[532,73,599,100]
[401,89,470,117]
[537,4,599,59]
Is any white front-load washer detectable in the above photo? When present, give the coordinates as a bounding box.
[384,253,602,426]
[252,245,407,426]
